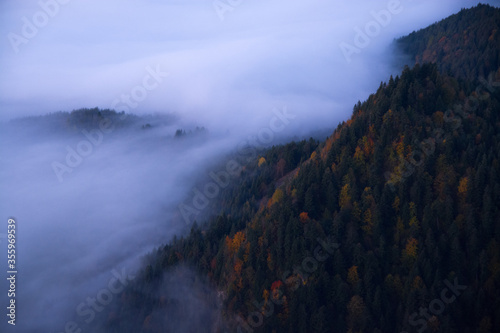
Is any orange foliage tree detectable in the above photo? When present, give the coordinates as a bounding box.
[299,212,310,223]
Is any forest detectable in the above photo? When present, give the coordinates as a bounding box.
[91,4,500,333]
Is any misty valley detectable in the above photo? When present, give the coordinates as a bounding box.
[0,2,499,333]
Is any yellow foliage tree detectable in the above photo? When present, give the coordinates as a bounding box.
[347,265,360,286]
[270,188,284,206]
[458,176,469,196]
[362,209,373,236]
[354,146,365,164]
[393,196,400,212]
[230,231,245,255]
[263,289,269,303]
[383,109,393,123]
[352,202,362,223]
[404,237,418,261]
[258,157,266,167]
[395,135,405,157]
[339,183,352,210]
[409,202,420,232]
[267,250,274,271]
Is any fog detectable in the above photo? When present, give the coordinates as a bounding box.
[1,0,487,131]
[0,0,495,332]
[0,115,239,332]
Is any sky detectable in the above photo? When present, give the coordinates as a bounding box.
[0,0,497,332]
[0,0,493,133]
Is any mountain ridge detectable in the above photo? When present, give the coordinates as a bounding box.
[91,4,500,332]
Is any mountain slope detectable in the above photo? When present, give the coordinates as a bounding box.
[397,3,500,82]
[102,65,500,333]
[97,5,500,333]
[130,65,500,332]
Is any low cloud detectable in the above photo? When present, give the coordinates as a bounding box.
[1,0,488,132]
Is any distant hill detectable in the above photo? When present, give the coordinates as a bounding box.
[397,3,500,81]
[3,108,179,139]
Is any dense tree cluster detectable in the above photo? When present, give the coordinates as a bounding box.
[107,63,499,333]
[397,3,500,81]
[7,107,177,134]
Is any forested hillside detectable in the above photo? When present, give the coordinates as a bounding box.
[96,4,500,333]
[7,108,176,135]
[397,3,500,81]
